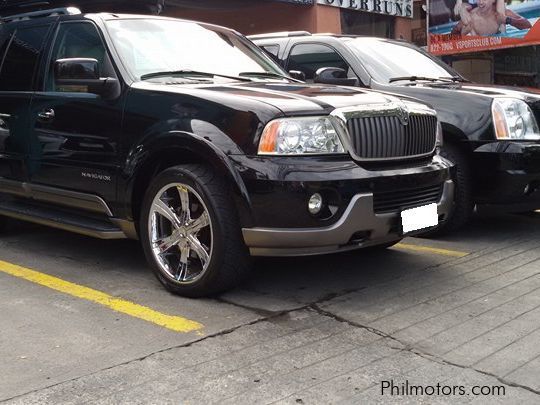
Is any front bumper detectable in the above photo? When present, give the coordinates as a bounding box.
[242,179,454,257]
[473,142,540,213]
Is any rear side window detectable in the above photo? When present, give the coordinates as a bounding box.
[0,26,50,91]
[288,43,349,80]
[261,45,280,62]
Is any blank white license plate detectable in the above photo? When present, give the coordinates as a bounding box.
[401,203,438,234]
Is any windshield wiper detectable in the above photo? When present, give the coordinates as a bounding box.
[239,71,301,82]
[389,76,443,83]
[445,76,469,83]
[140,69,253,82]
[389,75,468,84]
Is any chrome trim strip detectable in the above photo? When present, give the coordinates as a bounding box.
[30,184,114,216]
[0,179,114,216]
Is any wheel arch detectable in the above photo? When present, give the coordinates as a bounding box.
[123,131,253,230]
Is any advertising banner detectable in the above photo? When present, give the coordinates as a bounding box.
[428,0,540,55]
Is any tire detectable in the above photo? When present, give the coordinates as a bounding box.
[0,215,7,232]
[140,164,251,297]
[423,143,474,237]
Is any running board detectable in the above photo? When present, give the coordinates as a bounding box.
[0,199,127,239]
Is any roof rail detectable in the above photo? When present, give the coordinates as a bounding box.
[1,7,81,23]
[248,31,312,40]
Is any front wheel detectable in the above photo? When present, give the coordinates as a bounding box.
[0,216,7,232]
[140,165,251,297]
[422,143,474,236]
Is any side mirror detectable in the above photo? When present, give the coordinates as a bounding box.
[288,70,306,82]
[55,58,100,81]
[314,67,358,86]
[54,58,120,99]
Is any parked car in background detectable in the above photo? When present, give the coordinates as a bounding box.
[251,32,540,234]
[0,8,454,296]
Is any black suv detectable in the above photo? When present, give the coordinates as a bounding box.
[252,33,540,233]
[0,8,453,296]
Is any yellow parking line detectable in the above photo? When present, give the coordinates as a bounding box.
[0,260,203,333]
[395,243,469,258]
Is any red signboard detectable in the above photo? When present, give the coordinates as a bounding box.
[428,0,540,55]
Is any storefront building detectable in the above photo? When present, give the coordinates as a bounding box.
[60,0,427,44]
[168,0,428,45]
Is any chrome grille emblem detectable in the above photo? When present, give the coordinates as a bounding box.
[397,104,409,126]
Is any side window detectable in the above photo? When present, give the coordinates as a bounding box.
[288,43,351,82]
[0,26,50,91]
[261,45,280,63]
[46,22,112,92]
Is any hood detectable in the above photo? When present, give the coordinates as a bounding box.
[132,80,420,116]
[373,82,540,141]
[408,82,540,102]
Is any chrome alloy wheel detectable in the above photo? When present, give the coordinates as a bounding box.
[148,183,213,284]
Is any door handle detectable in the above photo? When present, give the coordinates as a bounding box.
[37,109,55,122]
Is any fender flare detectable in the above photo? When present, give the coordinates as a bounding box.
[122,130,252,225]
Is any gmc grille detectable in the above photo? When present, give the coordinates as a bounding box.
[346,114,437,159]
[373,184,443,214]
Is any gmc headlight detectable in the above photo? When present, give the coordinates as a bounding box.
[258,117,345,155]
[492,98,540,140]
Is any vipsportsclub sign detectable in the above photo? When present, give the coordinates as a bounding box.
[428,0,540,55]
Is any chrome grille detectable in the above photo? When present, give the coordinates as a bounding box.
[374,184,443,213]
[346,114,437,159]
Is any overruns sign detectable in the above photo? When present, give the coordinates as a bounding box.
[318,0,413,18]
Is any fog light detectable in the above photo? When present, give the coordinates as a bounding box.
[308,193,323,215]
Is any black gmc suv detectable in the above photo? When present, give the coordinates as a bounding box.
[252,33,540,233]
[0,8,453,296]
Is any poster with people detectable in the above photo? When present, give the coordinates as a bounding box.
[428,0,540,54]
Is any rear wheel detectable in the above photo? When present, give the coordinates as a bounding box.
[140,165,251,297]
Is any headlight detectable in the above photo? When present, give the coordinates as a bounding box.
[258,117,345,155]
[492,98,540,140]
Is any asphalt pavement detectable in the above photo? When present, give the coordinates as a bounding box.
[1,212,540,404]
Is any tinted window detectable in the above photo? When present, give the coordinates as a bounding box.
[288,43,349,80]
[46,22,111,91]
[0,26,49,91]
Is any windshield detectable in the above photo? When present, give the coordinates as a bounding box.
[344,38,460,84]
[105,19,285,81]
